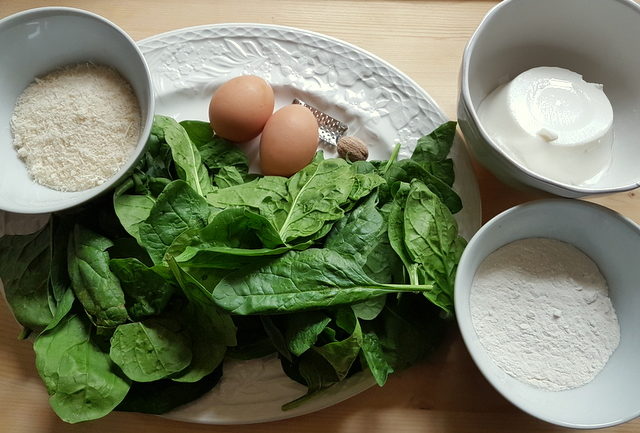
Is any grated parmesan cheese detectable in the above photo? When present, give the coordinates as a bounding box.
[10,63,141,192]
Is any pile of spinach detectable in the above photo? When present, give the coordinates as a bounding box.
[0,115,465,423]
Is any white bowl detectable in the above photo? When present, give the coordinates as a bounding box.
[458,0,640,197]
[0,7,154,214]
[455,199,640,428]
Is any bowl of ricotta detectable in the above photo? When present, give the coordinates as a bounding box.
[458,0,640,197]
[0,7,154,213]
[455,199,640,428]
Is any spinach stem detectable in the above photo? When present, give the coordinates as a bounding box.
[382,142,402,175]
[381,282,433,292]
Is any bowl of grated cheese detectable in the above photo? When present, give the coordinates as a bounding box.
[455,199,640,428]
[0,7,154,214]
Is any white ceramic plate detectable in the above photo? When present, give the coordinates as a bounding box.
[136,23,481,424]
[0,23,481,425]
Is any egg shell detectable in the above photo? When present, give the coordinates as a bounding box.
[260,104,319,177]
[209,75,274,142]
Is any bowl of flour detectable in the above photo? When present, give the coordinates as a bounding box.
[0,7,154,213]
[455,199,640,428]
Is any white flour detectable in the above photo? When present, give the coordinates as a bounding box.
[470,238,620,391]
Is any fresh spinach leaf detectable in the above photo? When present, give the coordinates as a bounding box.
[201,137,249,173]
[179,120,250,175]
[360,331,394,386]
[116,366,222,415]
[387,183,420,285]
[261,316,292,362]
[368,294,447,371]
[281,351,340,411]
[168,259,236,347]
[325,194,385,265]
[34,315,130,423]
[45,218,75,333]
[186,130,249,176]
[0,224,53,332]
[67,225,128,328]
[214,166,247,188]
[402,180,466,313]
[153,115,214,197]
[109,319,192,382]
[411,121,456,164]
[42,288,75,333]
[285,312,332,357]
[206,176,290,225]
[212,248,434,315]
[351,296,387,321]
[138,180,211,264]
[313,315,362,380]
[423,158,455,187]
[193,207,282,249]
[179,120,214,147]
[113,194,155,243]
[168,259,236,382]
[279,158,355,243]
[385,159,462,214]
[109,258,176,320]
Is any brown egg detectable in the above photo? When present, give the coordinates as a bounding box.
[260,105,319,176]
[209,75,274,142]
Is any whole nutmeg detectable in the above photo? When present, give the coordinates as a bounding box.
[337,136,368,162]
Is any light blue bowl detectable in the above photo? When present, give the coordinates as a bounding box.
[455,199,640,428]
[0,7,154,214]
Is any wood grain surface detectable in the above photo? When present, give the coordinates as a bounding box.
[1,1,639,432]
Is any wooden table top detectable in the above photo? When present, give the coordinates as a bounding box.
[1,1,639,432]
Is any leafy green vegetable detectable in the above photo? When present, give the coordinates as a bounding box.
[403,180,465,312]
[152,115,214,197]
[116,366,223,414]
[113,194,155,243]
[278,158,355,243]
[351,296,387,321]
[138,180,211,264]
[360,331,394,386]
[285,312,332,357]
[109,258,176,320]
[0,224,53,332]
[109,319,192,382]
[180,120,249,175]
[43,289,75,333]
[324,194,385,264]
[0,115,467,422]
[206,176,289,223]
[34,315,130,423]
[178,120,215,147]
[313,318,362,380]
[261,316,293,362]
[168,259,236,382]
[411,121,457,164]
[212,248,435,315]
[67,225,128,328]
[281,350,340,411]
[214,166,247,188]
[365,294,447,371]
[385,159,461,214]
[423,158,455,187]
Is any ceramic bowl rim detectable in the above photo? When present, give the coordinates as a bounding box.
[0,6,155,214]
[455,198,640,428]
[459,0,640,196]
